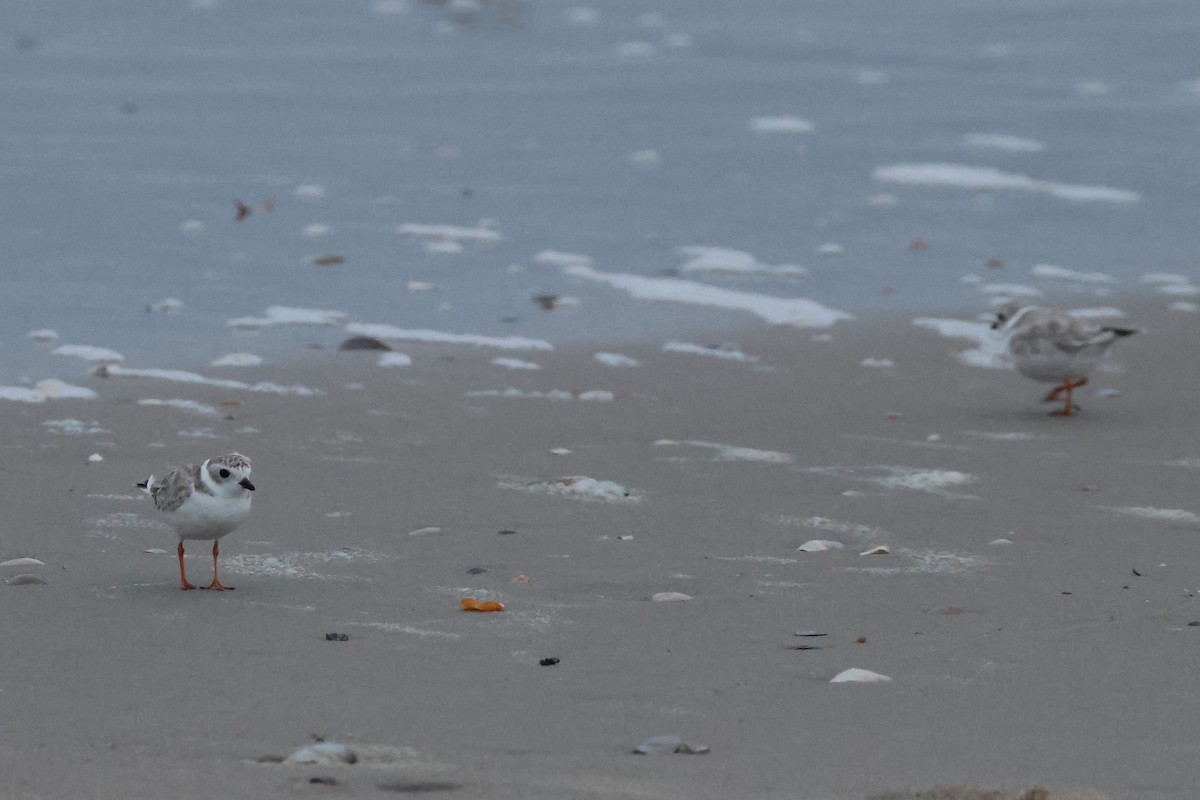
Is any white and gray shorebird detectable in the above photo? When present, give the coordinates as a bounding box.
[991,302,1138,416]
[137,453,255,590]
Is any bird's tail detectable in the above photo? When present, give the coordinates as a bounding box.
[137,476,155,493]
[1102,327,1138,337]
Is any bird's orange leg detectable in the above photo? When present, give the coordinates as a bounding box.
[1051,377,1088,417]
[201,540,234,591]
[1043,382,1067,403]
[178,542,196,590]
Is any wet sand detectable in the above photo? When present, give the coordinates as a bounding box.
[1,303,1194,799]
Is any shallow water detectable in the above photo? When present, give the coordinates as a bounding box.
[3,0,1198,380]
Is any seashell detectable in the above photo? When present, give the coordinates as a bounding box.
[794,630,827,637]
[338,336,392,352]
[88,453,104,463]
[651,591,692,602]
[283,742,357,766]
[144,548,169,555]
[460,597,504,612]
[633,735,709,755]
[0,557,45,568]
[989,538,1014,546]
[7,574,47,586]
[797,539,844,552]
[859,545,891,556]
[407,527,442,536]
[830,668,892,684]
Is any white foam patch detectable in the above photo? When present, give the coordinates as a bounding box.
[178,427,221,438]
[52,344,124,362]
[982,283,1042,297]
[491,357,540,370]
[294,184,326,200]
[349,622,460,640]
[345,323,553,351]
[1,380,98,403]
[663,341,759,362]
[465,388,613,402]
[749,115,815,134]
[872,163,1141,204]
[594,352,640,367]
[860,357,895,368]
[769,514,890,544]
[43,418,109,435]
[221,552,372,581]
[501,475,642,504]
[397,221,503,244]
[210,353,263,367]
[137,398,219,416]
[1031,264,1116,284]
[808,466,978,496]
[1106,507,1200,525]
[911,317,1011,370]
[102,366,322,396]
[564,265,852,328]
[964,431,1040,441]
[227,306,346,329]
[533,250,593,268]
[675,246,808,277]
[0,387,48,403]
[654,439,793,464]
[1169,301,1200,313]
[962,133,1046,153]
[377,352,412,367]
[1158,284,1200,296]
[27,329,59,342]
[302,223,332,238]
[1139,273,1189,285]
[628,149,661,168]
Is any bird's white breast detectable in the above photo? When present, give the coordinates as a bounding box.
[170,491,252,540]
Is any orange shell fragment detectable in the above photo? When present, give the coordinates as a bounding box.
[461,597,504,612]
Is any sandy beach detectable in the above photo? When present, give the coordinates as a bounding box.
[2,300,1195,799]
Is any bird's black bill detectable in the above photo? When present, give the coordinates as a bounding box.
[239,478,256,491]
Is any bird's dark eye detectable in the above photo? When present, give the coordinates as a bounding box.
[219,469,230,478]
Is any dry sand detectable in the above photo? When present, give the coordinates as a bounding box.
[1,303,1194,799]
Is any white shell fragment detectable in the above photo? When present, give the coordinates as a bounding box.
[0,558,45,568]
[797,539,845,552]
[87,453,104,463]
[989,538,1014,546]
[283,742,357,765]
[651,591,693,603]
[859,545,891,556]
[407,527,443,537]
[830,668,892,684]
[633,735,710,755]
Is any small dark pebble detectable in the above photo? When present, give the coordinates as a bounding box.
[539,657,560,666]
[257,754,286,763]
[309,776,338,786]
[339,336,392,352]
[533,295,559,310]
[467,567,488,575]
[324,633,350,642]
[788,645,825,651]
[1188,621,1200,627]
[498,529,517,536]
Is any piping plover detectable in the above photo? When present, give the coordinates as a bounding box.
[991,303,1137,416]
[138,453,255,590]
